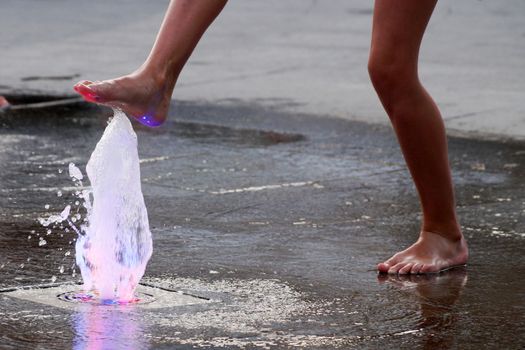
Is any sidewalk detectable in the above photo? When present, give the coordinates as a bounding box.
[1,0,525,139]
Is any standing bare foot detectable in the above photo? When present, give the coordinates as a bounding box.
[74,70,174,127]
[377,230,468,274]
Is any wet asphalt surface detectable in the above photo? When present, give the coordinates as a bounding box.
[0,100,524,349]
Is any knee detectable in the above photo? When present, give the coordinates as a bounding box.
[367,50,416,100]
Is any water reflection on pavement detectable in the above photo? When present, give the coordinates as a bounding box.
[378,268,467,349]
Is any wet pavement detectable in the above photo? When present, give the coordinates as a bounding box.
[0,101,524,349]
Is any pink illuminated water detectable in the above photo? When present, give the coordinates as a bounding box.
[40,109,153,302]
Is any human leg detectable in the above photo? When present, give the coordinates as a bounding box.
[74,0,227,126]
[368,0,468,274]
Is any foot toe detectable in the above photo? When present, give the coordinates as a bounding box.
[74,80,100,102]
[377,262,390,273]
[388,262,405,275]
[411,263,423,274]
[419,264,440,274]
[378,254,400,273]
[74,80,94,90]
[398,263,414,275]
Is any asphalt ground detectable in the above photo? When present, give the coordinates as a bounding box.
[0,101,523,349]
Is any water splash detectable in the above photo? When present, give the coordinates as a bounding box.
[39,109,153,302]
[78,109,153,301]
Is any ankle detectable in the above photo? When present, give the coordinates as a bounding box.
[422,218,463,242]
[137,61,179,91]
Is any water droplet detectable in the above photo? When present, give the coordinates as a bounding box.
[59,266,65,274]
[50,276,57,283]
[27,235,32,240]
[65,251,71,256]
[38,238,47,246]
[71,217,77,223]
[58,169,63,174]
[19,263,25,268]
[46,229,52,235]
[44,204,50,210]
[68,162,84,181]
[75,201,80,206]
[57,191,62,197]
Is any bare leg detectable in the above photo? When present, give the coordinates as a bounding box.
[74,0,227,126]
[368,0,468,274]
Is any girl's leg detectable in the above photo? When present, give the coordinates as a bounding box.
[74,0,227,126]
[368,0,468,274]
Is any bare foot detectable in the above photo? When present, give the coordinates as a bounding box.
[377,230,468,274]
[0,96,10,110]
[74,71,174,127]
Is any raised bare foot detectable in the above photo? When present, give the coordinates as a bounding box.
[74,71,174,127]
[377,230,468,274]
[0,96,10,111]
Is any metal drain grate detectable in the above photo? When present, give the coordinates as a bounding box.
[56,290,156,306]
[2,283,211,310]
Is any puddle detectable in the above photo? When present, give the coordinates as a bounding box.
[0,97,305,148]
[21,74,81,82]
[169,121,305,147]
[0,94,84,112]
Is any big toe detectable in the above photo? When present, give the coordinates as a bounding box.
[74,80,95,91]
[74,80,100,102]
[377,262,391,273]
